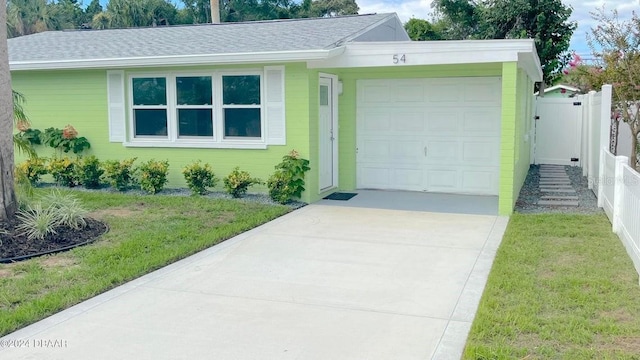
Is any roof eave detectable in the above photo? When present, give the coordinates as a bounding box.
[308,39,544,81]
[9,47,346,71]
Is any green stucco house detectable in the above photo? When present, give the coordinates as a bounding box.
[8,13,542,215]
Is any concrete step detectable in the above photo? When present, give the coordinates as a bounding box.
[540,175,570,179]
[540,172,568,175]
[540,188,576,193]
[541,195,579,200]
[540,186,574,190]
[539,179,571,183]
[539,182,572,186]
[537,200,579,206]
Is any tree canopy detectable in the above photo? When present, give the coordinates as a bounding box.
[404,18,445,41]
[565,9,640,169]
[416,0,577,85]
[5,0,360,36]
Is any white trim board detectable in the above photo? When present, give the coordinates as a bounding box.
[307,40,543,82]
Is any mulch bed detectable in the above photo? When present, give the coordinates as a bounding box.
[0,218,108,262]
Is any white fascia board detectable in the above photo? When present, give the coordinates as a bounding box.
[518,47,543,82]
[9,47,345,71]
[307,40,542,76]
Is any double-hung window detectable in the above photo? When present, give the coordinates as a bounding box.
[132,77,169,137]
[121,67,283,148]
[176,76,214,138]
[221,74,262,139]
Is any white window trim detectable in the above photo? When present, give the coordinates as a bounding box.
[124,69,267,149]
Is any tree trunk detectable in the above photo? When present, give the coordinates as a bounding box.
[210,0,220,23]
[0,0,17,222]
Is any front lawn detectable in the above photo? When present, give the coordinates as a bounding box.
[0,191,289,336]
[464,213,640,359]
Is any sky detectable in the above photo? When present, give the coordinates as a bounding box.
[357,0,640,57]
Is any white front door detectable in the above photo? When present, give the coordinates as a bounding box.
[319,75,338,191]
[356,77,502,195]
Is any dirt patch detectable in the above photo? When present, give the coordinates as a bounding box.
[598,309,635,324]
[89,208,140,219]
[594,335,640,354]
[0,268,13,279]
[40,256,77,268]
[0,218,108,262]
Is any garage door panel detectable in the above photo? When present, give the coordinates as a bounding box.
[426,169,459,193]
[357,77,501,195]
[360,85,390,104]
[394,168,424,190]
[394,112,426,132]
[361,112,391,132]
[463,82,502,105]
[426,84,461,103]
[359,167,391,188]
[463,111,500,134]
[393,84,425,103]
[425,140,458,163]
[391,140,424,163]
[360,138,391,162]
[462,141,500,164]
[461,170,498,194]
[426,111,460,133]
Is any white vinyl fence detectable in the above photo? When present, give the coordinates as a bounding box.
[597,147,640,279]
[583,86,613,193]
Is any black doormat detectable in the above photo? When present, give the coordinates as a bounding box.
[323,192,358,201]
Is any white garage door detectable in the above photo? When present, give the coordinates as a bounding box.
[356,77,502,195]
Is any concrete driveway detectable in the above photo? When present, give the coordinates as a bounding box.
[0,204,507,360]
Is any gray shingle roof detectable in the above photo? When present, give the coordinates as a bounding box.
[8,13,395,63]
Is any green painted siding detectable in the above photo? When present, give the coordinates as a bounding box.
[321,63,504,192]
[11,63,318,202]
[498,63,536,215]
[499,62,518,215]
[513,69,534,209]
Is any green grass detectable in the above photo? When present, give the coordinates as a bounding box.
[464,213,640,359]
[0,190,289,336]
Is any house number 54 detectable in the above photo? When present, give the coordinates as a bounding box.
[393,54,406,64]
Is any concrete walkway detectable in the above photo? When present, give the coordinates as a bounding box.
[0,204,507,360]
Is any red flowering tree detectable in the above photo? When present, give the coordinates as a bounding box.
[565,9,640,170]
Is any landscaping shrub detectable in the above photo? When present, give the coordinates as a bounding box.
[16,203,60,241]
[138,159,170,194]
[76,155,104,189]
[182,161,217,195]
[224,167,262,198]
[103,158,137,191]
[16,190,88,240]
[40,189,88,230]
[16,157,47,185]
[41,125,91,154]
[47,156,79,187]
[14,128,42,146]
[267,150,310,204]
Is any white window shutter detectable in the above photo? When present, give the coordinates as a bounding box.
[107,71,126,142]
[264,66,286,145]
